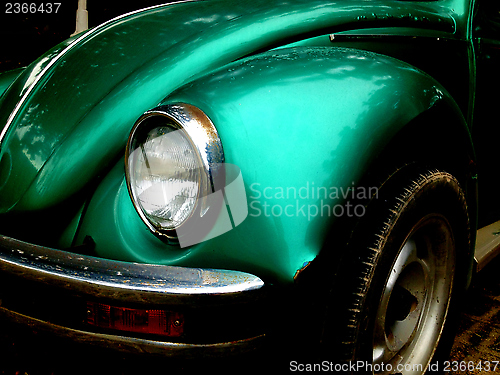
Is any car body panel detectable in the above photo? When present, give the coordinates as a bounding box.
[0,68,25,97]
[75,46,472,283]
[0,0,464,214]
[470,3,500,227]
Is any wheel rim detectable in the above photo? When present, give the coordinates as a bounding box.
[372,215,455,374]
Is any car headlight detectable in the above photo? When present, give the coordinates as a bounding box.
[125,103,224,244]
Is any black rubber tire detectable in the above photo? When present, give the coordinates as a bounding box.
[322,168,471,374]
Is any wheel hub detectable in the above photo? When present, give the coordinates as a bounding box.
[372,216,455,374]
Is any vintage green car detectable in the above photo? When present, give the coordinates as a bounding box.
[0,0,498,372]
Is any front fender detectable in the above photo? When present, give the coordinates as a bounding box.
[164,46,474,281]
[81,46,473,283]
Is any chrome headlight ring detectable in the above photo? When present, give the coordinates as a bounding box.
[125,103,224,245]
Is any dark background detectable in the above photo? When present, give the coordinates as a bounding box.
[0,1,167,72]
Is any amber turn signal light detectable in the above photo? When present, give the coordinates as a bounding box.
[86,302,184,337]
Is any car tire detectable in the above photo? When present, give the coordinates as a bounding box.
[322,168,471,374]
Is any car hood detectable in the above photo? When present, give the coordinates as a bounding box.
[0,0,459,212]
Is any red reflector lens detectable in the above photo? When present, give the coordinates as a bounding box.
[86,302,183,337]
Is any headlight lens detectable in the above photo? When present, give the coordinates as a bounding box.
[128,123,199,230]
[125,104,224,243]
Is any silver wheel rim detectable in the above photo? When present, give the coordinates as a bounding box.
[372,215,455,374]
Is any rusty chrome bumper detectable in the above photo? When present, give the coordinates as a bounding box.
[0,235,268,357]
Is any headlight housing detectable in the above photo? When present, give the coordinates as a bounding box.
[125,103,224,244]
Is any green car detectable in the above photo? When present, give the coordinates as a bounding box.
[0,0,498,372]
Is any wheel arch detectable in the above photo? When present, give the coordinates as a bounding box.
[374,101,477,285]
[365,100,477,231]
[143,46,478,284]
[298,97,477,294]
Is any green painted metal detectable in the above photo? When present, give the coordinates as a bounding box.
[77,46,470,282]
[0,0,464,212]
[0,68,25,98]
[0,0,476,282]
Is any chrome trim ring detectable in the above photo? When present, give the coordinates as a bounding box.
[125,103,224,244]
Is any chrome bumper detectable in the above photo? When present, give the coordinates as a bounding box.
[0,235,267,356]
